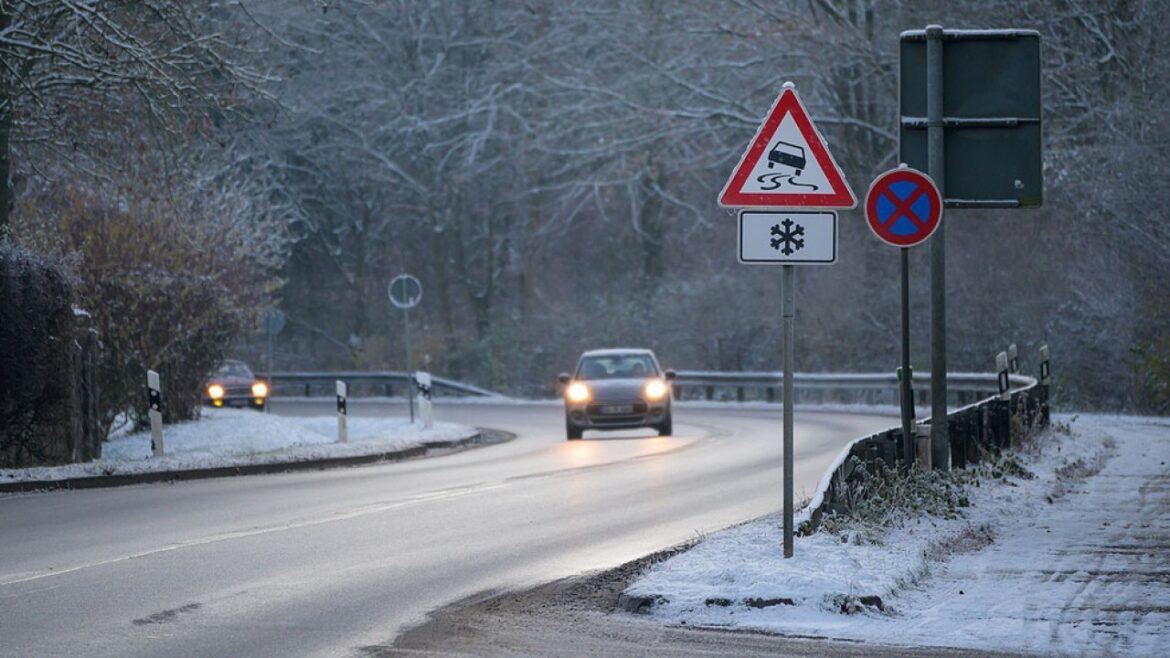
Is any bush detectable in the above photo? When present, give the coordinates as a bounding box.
[0,242,80,466]
[15,178,286,434]
[819,460,972,545]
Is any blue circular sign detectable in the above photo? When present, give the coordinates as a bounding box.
[864,167,942,247]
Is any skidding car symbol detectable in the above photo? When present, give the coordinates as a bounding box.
[768,140,806,175]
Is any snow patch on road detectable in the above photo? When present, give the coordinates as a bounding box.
[625,414,1170,656]
[0,407,476,484]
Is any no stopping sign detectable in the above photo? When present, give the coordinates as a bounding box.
[864,166,942,248]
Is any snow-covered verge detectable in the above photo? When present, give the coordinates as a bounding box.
[0,407,477,484]
[625,414,1170,657]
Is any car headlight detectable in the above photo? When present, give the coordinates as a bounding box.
[251,382,269,398]
[207,384,225,400]
[644,379,669,401]
[566,382,591,403]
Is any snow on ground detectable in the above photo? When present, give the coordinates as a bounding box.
[625,413,1170,657]
[0,407,476,484]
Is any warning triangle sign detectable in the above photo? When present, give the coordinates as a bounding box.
[718,86,856,209]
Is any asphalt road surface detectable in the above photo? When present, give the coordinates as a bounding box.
[0,400,895,657]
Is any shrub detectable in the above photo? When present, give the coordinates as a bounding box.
[819,460,971,544]
[15,177,286,434]
[0,242,80,466]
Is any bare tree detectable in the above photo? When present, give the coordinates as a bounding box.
[0,0,272,228]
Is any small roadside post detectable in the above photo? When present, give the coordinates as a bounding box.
[389,274,423,423]
[1008,343,1019,374]
[416,371,434,429]
[1038,344,1051,426]
[337,380,348,443]
[863,165,943,472]
[994,351,1012,446]
[996,352,1011,400]
[719,81,856,558]
[147,369,164,457]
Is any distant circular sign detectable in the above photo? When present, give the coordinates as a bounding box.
[864,166,943,247]
[389,274,422,309]
[261,309,286,335]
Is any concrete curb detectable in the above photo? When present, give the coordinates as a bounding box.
[0,429,513,494]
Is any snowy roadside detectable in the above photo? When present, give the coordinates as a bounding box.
[0,407,478,485]
[624,413,1170,657]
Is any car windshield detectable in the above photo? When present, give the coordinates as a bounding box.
[215,362,253,379]
[576,354,657,380]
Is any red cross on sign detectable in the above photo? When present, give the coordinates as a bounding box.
[864,166,942,248]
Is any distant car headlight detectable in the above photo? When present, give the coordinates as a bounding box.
[566,382,591,403]
[207,384,225,400]
[644,379,669,401]
[251,382,269,398]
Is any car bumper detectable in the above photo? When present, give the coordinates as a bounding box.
[565,400,670,430]
[203,396,266,408]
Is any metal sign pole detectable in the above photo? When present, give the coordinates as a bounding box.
[782,264,795,559]
[404,307,414,423]
[266,324,274,413]
[900,247,915,470]
[926,24,950,471]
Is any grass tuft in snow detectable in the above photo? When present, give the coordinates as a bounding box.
[819,462,972,545]
[924,523,996,562]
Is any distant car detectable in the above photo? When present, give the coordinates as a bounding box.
[203,359,268,410]
[558,348,675,440]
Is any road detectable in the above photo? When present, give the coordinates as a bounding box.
[0,400,895,657]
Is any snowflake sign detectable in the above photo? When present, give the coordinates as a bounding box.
[738,211,836,265]
[770,219,806,255]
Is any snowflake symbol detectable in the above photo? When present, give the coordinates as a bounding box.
[770,219,805,255]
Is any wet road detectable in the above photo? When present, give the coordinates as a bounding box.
[0,400,894,657]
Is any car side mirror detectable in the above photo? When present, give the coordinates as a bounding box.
[664,369,677,380]
[557,372,571,384]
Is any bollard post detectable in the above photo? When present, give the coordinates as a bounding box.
[915,423,932,470]
[336,380,348,443]
[416,372,434,429]
[996,351,1010,401]
[1038,344,1051,426]
[147,370,164,457]
[1008,343,1019,374]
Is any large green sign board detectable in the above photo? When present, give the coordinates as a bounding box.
[900,30,1042,208]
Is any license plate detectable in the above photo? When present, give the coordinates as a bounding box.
[599,405,634,415]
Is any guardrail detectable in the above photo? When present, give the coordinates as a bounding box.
[260,371,499,399]
[265,369,1033,405]
[799,367,1050,534]
[671,370,1032,407]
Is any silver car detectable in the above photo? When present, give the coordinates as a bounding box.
[558,348,675,440]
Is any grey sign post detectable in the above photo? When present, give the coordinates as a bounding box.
[389,274,422,423]
[739,210,837,558]
[900,26,1042,470]
[719,81,856,559]
[261,309,285,413]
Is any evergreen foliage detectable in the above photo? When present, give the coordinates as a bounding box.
[0,241,78,466]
